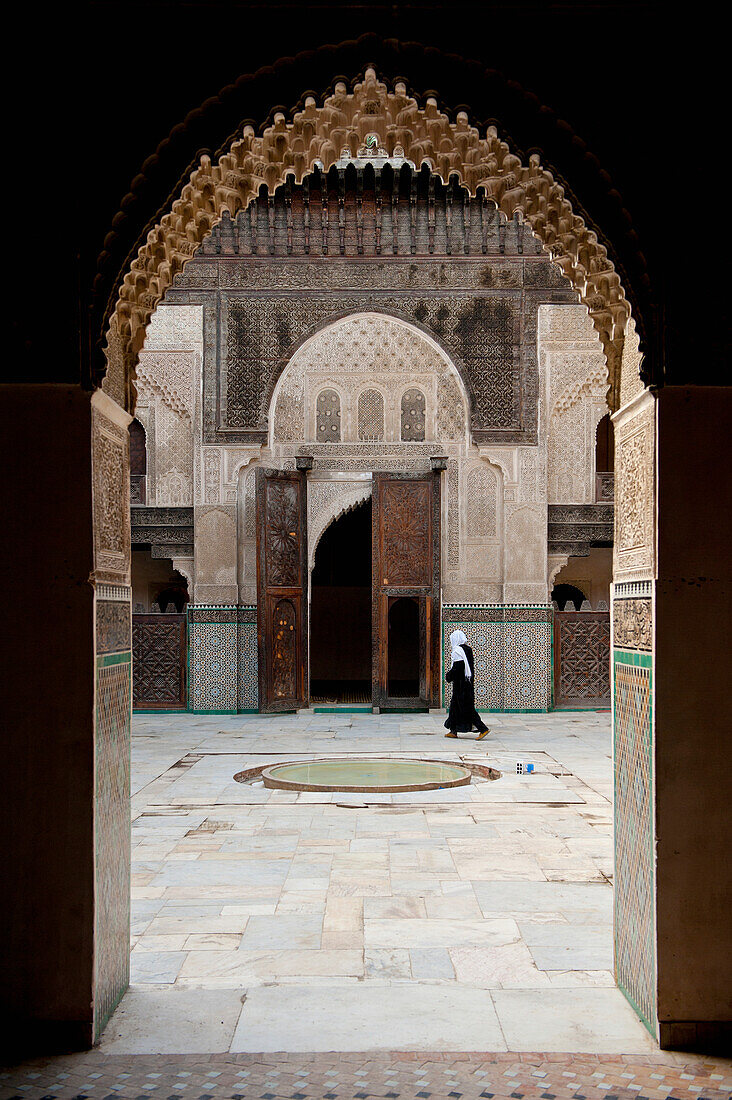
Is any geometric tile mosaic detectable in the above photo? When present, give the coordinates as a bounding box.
[4,1050,731,1100]
[442,607,552,711]
[237,619,258,710]
[94,653,131,1040]
[613,651,656,1034]
[188,618,238,712]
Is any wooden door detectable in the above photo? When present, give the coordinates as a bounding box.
[132,614,187,709]
[372,473,441,710]
[554,610,611,708]
[256,468,308,712]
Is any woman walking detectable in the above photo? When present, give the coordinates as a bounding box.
[444,629,490,739]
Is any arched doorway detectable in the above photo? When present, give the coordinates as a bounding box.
[7,56,729,1057]
[310,500,372,704]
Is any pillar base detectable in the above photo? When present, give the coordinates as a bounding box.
[658,1020,732,1054]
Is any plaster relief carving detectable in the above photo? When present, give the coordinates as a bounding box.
[109,70,630,414]
[541,305,609,505]
[613,597,652,651]
[614,396,654,578]
[194,506,237,592]
[308,481,373,570]
[271,313,468,449]
[466,463,498,537]
[92,409,130,583]
[505,503,546,585]
[203,448,222,503]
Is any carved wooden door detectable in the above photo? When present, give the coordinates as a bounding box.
[256,468,308,712]
[132,614,187,709]
[372,473,440,710]
[554,611,611,708]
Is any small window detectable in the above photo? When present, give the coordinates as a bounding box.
[401,388,426,441]
[357,389,384,442]
[316,389,341,442]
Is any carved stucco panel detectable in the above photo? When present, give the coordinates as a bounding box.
[272,313,467,448]
[613,597,652,651]
[143,305,204,359]
[307,480,373,570]
[203,447,222,504]
[194,505,238,603]
[92,407,131,584]
[614,394,655,579]
[505,502,547,586]
[111,69,630,418]
[540,305,609,506]
[153,400,193,506]
[619,316,644,410]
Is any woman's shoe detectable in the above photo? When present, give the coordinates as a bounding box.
[476,728,490,740]
[445,731,458,738]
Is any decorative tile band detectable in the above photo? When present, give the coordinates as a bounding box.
[94,651,131,1040]
[442,619,552,711]
[189,605,237,624]
[443,604,552,624]
[614,580,653,599]
[613,648,656,1035]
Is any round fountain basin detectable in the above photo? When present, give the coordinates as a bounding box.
[259,757,472,793]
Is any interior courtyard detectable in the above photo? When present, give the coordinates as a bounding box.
[3,3,730,1095]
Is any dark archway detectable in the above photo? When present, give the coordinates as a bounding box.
[310,499,372,704]
[551,582,587,611]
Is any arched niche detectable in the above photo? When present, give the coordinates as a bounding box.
[270,311,470,449]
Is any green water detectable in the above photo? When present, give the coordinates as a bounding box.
[261,757,471,791]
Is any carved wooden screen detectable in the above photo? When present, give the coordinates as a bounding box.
[372,473,440,710]
[132,614,187,709]
[554,611,611,708]
[256,469,308,712]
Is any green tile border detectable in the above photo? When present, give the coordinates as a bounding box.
[97,651,131,668]
[612,644,656,1036]
[614,648,653,669]
[133,709,188,715]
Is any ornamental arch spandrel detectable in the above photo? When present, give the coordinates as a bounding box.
[101,66,641,416]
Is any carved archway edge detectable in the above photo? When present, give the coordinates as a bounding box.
[102,53,645,412]
[308,483,373,571]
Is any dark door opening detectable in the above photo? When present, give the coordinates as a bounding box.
[310,499,372,704]
[387,597,420,698]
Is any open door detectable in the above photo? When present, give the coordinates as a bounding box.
[256,468,308,712]
[372,472,441,711]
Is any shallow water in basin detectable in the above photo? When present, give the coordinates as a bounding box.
[260,757,472,792]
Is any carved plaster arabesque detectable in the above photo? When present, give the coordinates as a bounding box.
[271,313,468,449]
[613,392,655,580]
[540,304,609,506]
[92,400,132,585]
[307,480,373,571]
[107,68,633,412]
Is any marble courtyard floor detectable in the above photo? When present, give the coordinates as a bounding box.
[4,711,730,1097]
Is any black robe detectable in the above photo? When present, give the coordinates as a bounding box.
[444,644,488,733]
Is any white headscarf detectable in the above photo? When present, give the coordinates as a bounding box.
[449,629,472,680]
